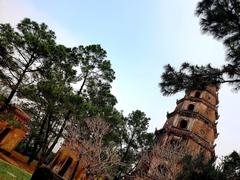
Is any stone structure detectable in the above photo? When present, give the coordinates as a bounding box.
[0,105,30,153]
[49,143,90,180]
[49,145,81,179]
[132,84,219,179]
[48,143,109,180]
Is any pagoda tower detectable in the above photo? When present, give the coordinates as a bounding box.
[132,84,219,179]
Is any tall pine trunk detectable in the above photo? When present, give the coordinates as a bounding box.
[37,113,52,167]
[45,72,88,157]
[28,112,49,164]
[0,58,33,112]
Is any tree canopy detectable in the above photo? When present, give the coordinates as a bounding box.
[159,0,240,95]
[177,151,240,180]
[0,18,153,177]
[0,18,56,110]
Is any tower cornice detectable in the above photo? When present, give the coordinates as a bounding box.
[186,87,219,102]
[155,127,215,156]
[177,96,217,110]
[205,89,219,102]
[167,110,218,125]
[167,110,218,138]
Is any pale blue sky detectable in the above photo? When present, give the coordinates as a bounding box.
[0,0,239,157]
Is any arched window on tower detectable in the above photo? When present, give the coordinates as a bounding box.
[195,91,201,98]
[187,104,195,111]
[179,119,188,129]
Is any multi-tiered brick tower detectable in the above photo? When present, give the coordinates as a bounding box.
[132,84,219,179]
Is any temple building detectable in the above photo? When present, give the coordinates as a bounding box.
[132,84,219,179]
[49,143,82,179]
[48,141,109,180]
[0,105,30,153]
[49,142,90,180]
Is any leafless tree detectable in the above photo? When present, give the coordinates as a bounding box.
[131,142,190,180]
[64,117,121,178]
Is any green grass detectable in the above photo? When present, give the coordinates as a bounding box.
[0,159,31,180]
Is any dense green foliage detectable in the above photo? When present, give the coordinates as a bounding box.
[0,18,153,176]
[116,110,154,178]
[220,151,240,179]
[177,151,240,180]
[160,0,240,95]
[0,18,56,110]
[177,154,222,180]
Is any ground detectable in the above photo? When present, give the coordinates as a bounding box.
[0,151,37,179]
[0,159,31,180]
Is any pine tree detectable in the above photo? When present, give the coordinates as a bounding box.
[0,18,56,110]
[159,0,240,95]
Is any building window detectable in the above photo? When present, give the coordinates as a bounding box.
[195,91,201,98]
[0,128,11,142]
[179,119,188,129]
[170,136,180,145]
[188,104,195,111]
[170,138,179,146]
[58,157,73,177]
[169,136,182,150]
